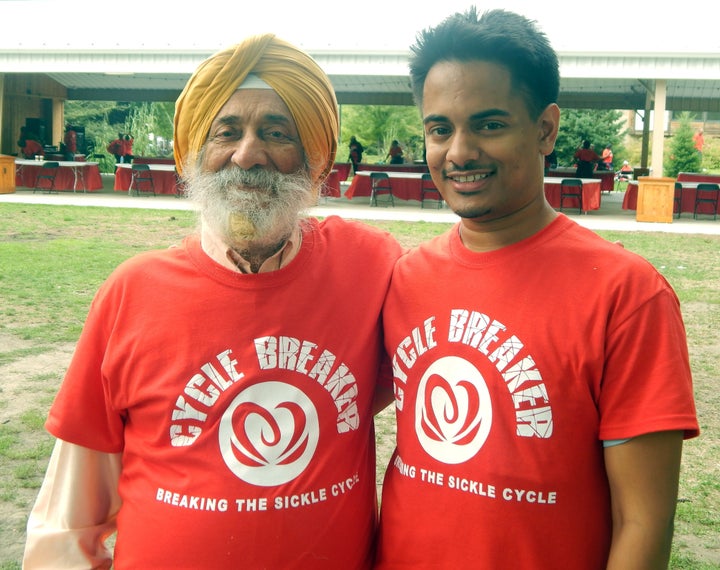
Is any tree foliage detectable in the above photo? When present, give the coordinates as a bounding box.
[64,101,655,177]
[339,105,423,163]
[65,101,175,171]
[337,105,628,169]
[665,112,701,177]
[554,109,627,167]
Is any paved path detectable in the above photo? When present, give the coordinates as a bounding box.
[3,178,720,235]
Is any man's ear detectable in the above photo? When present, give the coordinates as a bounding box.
[538,103,560,154]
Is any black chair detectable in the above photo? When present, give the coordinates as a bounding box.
[693,183,720,220]
[420,173,442,209]
[559,178,583,214]
[370,172,394,207]
[674,182,683,218]
[33,161,60,194]
[129,164,156,196]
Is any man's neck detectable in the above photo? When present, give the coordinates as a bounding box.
[200,221,302,273]
[458,199,558,253]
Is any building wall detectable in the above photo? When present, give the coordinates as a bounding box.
[1,73,66,155]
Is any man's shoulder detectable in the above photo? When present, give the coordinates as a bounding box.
[317,215,395,240]
[108,241,190,281]
[313,215,404,258]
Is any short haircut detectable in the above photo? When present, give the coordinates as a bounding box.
[409,8,560,120]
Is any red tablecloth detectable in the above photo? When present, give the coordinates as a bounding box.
[321,170,341,197]
[355,163,429,174]
[543,178,601,212]
[622,181,719,215]
[345,173,601,212]
[546,168,615,192]
[15,161,102,192]
[677,172,720,184]
[345,172,426,201]
[333,163,352,181]
[114,164,178,195]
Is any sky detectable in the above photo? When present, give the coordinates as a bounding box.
[1,0,718,53]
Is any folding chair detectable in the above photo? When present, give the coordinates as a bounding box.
[33,162,60,194]
[370,172,394,207]
[420,173,443,209]
[674,182,683,219]
[129,164,156,196]
[693,183,719,220]
[559,178,583,214]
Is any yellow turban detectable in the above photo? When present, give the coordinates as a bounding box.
[173,34,338,190]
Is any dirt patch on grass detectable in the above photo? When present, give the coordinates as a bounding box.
[0,333,73,565]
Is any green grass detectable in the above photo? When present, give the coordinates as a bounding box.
[0,203,718,567]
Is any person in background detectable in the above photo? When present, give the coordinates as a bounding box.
[693,129,704,160]
[386,140,404,164]
[616,159,633,182]
[19,136,44,159]
[63,124,77,161]
[122,133,134,163]
[348,135,365,173]
[573,139,601,178]
[107,133,124,163]
[601,143,613,170]
[23,33,402,569]
[375,8,699,569]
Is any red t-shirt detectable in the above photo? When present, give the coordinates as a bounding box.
[46,217,403,569]
[574,147,600,163]
[121,137,133,156]
[22,139,43,158]
[376,216,698,569]
[64,130,77,153]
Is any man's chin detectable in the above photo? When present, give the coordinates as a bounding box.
[226,215,297,247]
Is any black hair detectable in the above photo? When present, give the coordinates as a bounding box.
[409,7,559,120]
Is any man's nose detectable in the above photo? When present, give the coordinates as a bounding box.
[446,130,481,167]
[230,133,269,170]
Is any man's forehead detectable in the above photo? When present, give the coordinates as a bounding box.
[213,89,295,124]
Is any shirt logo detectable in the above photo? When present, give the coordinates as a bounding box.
[219,381,319,486]
[415,356,492,464]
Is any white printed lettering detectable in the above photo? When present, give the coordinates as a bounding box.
[502,487,557,504]
[393,455,416,478]
[447,475,496,498]
[235,498,268,511]
[156,487,229,511]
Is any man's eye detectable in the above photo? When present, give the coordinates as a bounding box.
[217,129,239,139]
[427,125,451,137]
[480,121,505,131]
[265,128,291,141]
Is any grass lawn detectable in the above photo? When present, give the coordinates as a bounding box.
[0,203,717,569]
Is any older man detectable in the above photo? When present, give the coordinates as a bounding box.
[23,34,402,569]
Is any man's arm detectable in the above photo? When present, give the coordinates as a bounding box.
[23,439,122,569]
[373,382,395,415]
[604,430,684,570]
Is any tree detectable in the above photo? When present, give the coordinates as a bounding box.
[665,112,701,177]
[65,101,175,171]
[123,102,175,157]
[339,105,423,163]
[554,109,627,168]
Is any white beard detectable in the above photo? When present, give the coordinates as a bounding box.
[183,164,314,250]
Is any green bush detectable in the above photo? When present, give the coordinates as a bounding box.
[666,112,702,177]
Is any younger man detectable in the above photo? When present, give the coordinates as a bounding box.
[376,9,699,569]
